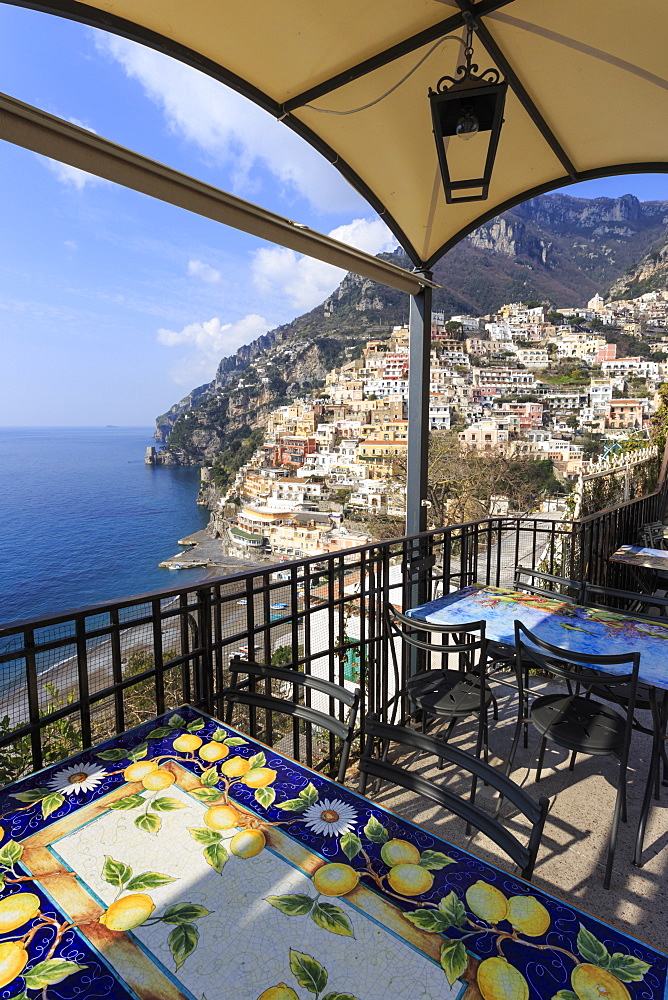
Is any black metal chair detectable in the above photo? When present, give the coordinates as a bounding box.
[508,621,641,889]
[386,604,495,763]
[224,657,360,783]
[513,566,586,603]
[358,715,549,881]
[639,522,668,550]
[582,583,668,867]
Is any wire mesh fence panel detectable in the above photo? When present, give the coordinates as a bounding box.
[1,489,666,781]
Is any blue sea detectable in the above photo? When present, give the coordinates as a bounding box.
[0,427,211,625]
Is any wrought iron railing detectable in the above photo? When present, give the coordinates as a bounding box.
[1,483,665,783]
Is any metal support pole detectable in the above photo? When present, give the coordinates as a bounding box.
[405,270,433,637]
[406,270,433,537]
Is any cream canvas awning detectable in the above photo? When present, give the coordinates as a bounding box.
[3,0,666,270]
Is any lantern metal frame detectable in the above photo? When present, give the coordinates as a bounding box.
[429,25,507,204]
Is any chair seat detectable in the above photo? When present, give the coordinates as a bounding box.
[531,694,626,755]
[406,669,492,718]
[584,679,653,712]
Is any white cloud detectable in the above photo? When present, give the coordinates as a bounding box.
[157,314,271,384]
[188,259,221,283]
[96,34,364,213]
[252,217,398,312]
[42,117,105,190]
[63,240,78,251]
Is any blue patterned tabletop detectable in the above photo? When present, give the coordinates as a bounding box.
[407,584,668,692]
[611,546,668,571]
[0,705,664,1000]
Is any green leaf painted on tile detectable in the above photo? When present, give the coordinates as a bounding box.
[203,843,228,874]
[0,840,24,868]
[147,727,173,740]
[41,793,65,819]
[150,797,187,812]
[124,872,177,891]
[11,787,51,802]
[102,856,132,887]
[299,783,319,805]
[188,827,222,846]
[265,893,314,916]
[168,922,199,970]
[135,812,161,835]
[403,909,450,933]
[339,832,362,861]
[255,786,276,809]
[289,949,327,995]
[189,787,222,803]
[363,815,389,843]
[23,960,87,989]
[605,954,651,982]
[161,903,212,924]
[438,891,467,929]
[418,850,455,870]
[311,903,354,938]
[439,939,467,985]
[277,798,309,812]
[95,748,128,761]
[577,924,610,966]
[109,794,145,811]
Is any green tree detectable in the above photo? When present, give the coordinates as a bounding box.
[650,383,668,456]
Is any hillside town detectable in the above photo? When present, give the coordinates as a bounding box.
[208,290,668,563]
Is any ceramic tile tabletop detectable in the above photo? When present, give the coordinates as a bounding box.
[610,545,668,571]
[407,584,668,692]
[0,705,665,1000]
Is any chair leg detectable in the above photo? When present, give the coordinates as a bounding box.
[634,731,661,868]
[569,749,577,772]
[604,781,625,890]
[536,738,547,782]
[437,717,458,768]
[505,705,526,778]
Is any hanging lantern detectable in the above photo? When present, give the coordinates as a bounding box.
[429,24,507,203]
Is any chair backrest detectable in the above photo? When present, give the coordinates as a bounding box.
[386,603,487,662]
[583,583,668,618]
[639,522,667,549]
[513,566,585,604]
[514,621,641,705]
[224,657,360,782]
[358,715,548,880]
[385,604,489,723]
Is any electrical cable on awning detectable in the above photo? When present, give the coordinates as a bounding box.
[301,35,466,115]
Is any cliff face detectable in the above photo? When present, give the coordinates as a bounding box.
[153,192,668,464]
[609,233,668,300]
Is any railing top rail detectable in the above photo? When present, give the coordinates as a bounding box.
[574,481,666,524]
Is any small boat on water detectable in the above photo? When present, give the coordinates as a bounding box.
[270,603,287,609]
[236,599,248,605]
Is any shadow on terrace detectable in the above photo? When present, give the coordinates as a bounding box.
[1,483,667,949]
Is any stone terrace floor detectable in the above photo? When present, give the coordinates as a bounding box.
[349,678,667,953]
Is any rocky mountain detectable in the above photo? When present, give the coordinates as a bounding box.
[153,192,668,464]
[609,232,668,300]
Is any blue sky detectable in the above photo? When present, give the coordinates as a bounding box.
[1,6,667,427]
